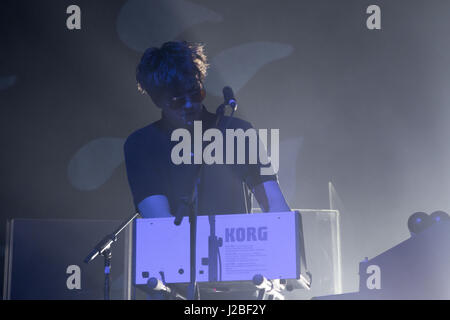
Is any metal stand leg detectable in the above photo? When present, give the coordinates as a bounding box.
[104,249,111,300]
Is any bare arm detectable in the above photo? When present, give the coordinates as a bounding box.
[252,180,291,212]
[138,181,290,217]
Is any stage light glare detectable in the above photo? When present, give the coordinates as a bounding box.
[430,210,450,223]
[408,212,432,235]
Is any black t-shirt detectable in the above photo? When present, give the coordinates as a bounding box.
[124,107,277,216]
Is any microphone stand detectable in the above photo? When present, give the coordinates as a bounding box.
[84,211,140,300]
[187,174,200,300]
[184,102,236,299]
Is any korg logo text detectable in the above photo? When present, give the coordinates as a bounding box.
[225,227,268,242]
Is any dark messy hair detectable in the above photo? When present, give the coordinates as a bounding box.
[136,41,208,104]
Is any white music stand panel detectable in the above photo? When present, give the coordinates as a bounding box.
[134,211,300,285]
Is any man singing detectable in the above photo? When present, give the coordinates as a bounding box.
[124,41,290,221]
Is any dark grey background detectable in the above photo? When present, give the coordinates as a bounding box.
[1,0,449,296]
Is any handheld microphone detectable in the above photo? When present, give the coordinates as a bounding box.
[223,86,237,111]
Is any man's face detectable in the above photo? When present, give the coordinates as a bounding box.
[157,85,205,129]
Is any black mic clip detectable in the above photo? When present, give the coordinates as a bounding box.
[174,196,192,226]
